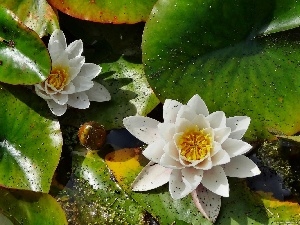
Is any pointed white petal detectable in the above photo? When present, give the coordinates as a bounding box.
[176,105,198,122]
[60,82,76,94]
[191,184,221,223]
[222,155,261,178]
[182,167,203,189]
[35,85,51,99]
[143,140,165,163]
[187,94,209,116]
[72,76,94,92]
[214,127,231,144]
[48,29,67,60]
[69,56,85,80]
[67,92,90,109]
[211,141,221,157]
[169,170,194,199]
[175,118,193,133]
[211,149,230,166]
[85,82,111,102]
[160,153,184,169]
[78,63,101,79]
[206,111,226,129]
[226,116,250,140]
[123,116,160,144]
[195,157,212,170]
[66,40,83,59]
[132,161,171,191]
[163,141,179,160]
[222,138,252,157]
[157,123,175,141]
[163,99,182,123]
[51,51,69,69]
[46,99,67,116]
[51,93,68,105]
[202,166,229,197]
[191,114,210,129]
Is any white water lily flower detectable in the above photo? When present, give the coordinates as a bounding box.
[35,29,111,116]
[123,94,261,222]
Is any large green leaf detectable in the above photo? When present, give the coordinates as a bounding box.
[0,187,67,225]
[0,0,59,37]
[0,7,51,84]
[61,57,159,130]
[142,0,300,140]
[0,84,62,192]
[48,0,157,24]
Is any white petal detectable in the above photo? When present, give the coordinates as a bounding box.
[175,118,193,133]
[46,99,67,116]
[78,63,101,79]
[123,116,160,144]
[48,29,67,60]
[211,149,230,166]
[69,56,85,80]
[158,123,175,141]
[132,161,171,191]
[226,116,250,140]
[143,140,165,163]
[187,94,209,116]
[211,141,221,157]
[85,82,111,102]
[191,184,221,223]
[163,99,183,123]
[222,138,252,157]
[51,93,68,105]
[72,76,94,92]
[60,82,76,94]
[163,141,179,160]
[206,111,226,129]
[222,155,261,178]
[67,92,90,109]
[214,127,231,144]
[202,166,229,197]
[191,114,210,129]
[35,85,51,99]
[160,153,184,169]
[176,105,198,122]
[169,170,194,199]
[194,157,212,170]
[182,167,203,189]
[51,51,69,69]
[66,40,83,59]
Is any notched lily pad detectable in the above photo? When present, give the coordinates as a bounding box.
[0,6,51,84]
[0,84,62,192]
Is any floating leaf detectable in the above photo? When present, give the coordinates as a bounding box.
[0,187,67,225]
[61,57,159,130]
[0,7,51,84]
[0,84,62,192]
[0,0,59,37]
[142,0,300,140]
[48,0,157,24]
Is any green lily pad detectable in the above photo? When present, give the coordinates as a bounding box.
[61,57,159,130]
[0,0,59,37]
[48,0,157,24]
[0,84,62,192]
[142,0,300,140]
[0,187,67,225]
[0,6,51,84]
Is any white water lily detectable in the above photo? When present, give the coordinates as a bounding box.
[123,94,260,222]
[35,29,111,116]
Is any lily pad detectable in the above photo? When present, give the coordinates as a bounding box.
[142,0,300,140]
[61,57,159,130]
[0,0,59,37]
[0,84,62,192]
[0,6,51,84]
[48,0,157,24]
[0,187,67,225]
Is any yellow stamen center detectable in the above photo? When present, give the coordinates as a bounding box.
[47,67,69,90]
[178,126,212,161]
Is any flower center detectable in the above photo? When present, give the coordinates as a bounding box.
[178,126,212,161]
[47,67,69,90]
